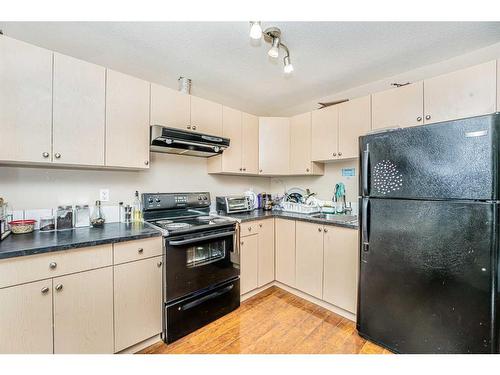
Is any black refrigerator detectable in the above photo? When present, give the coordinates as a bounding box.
[357,113,500,354]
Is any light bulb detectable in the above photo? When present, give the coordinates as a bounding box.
[268,37,280,58]
[249,21,262,40]
[284,55,294,74]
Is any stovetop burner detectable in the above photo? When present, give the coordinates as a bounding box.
[163,222,192,230]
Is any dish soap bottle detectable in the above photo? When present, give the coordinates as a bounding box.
[132,191,143,222]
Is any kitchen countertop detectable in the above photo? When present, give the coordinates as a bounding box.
[0,222,162,260]
[225,209,359,229]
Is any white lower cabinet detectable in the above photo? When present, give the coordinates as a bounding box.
[275,218,296,287]
[240,234,259,295]
[295,221,324,299]
[257,220,275,287]
[323,226,359,314]
[53,267,114,354]
[0,279,53,354]
[114,256,163,352]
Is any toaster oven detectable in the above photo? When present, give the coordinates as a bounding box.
[216,196,253,214]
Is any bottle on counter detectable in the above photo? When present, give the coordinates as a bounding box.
[90,200,106,227]
[132,191,143,222]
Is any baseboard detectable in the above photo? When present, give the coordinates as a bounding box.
[117,334,162,354]
[242,281,356,322]
[240,281,275,301]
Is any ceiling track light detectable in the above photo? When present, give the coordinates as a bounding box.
[249,23,295,74]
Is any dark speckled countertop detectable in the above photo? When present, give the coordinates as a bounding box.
[0,222,161,260]
[225,209,358,230]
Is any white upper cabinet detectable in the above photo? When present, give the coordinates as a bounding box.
[105,69,150,169]
[221,106,243,173]
[190,95,223,136]
[0,36,53,163]
[241,112,259,175]
[311,105,338,161]
[259,117,290,175]
[371,81,424,130]
[337,95,371,159]
[423,61,497,124]
[290,112,324,175]
[150,83,190,130]
[53,53,106,166]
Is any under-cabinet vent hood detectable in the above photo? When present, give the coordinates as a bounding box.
[150,125,230,157]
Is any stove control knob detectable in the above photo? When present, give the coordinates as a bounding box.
[148,198,154,203]
[155,198,161,203]
[198,196,202,201]
[203,195,208,200]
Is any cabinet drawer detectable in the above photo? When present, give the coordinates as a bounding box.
[0,244,113,289]
[113,237,163,264]
[240,221,259,237]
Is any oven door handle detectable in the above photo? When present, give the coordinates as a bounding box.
[180,284,234,311]
[168,231,235,246]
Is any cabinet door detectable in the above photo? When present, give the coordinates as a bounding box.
[338,95,371,160]
[275,218,296,287]
[53,267,113,354]
[241,112,259,174]
[53,53,105,166]
[0,36,52,163]
[371,82,424,130]
[0,279,53,354]
[114,256,163,352]
[323,226,359,313]
[424,61,497,124]
[311,105,338,161]
[150,83,190,130]
[105,69,150,169]
[259,117,290,175]
[221,106,243,173]
[290,112,313,174]
[257,219,275,287]
[295,221,324,299]
[190,95,223,136]
[240,234,259,295]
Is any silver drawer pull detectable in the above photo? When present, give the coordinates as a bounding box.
[157,261,163,268]
[49,262,57,269]
[138,248,144,254]
[41,287,50,294]
[55,284,63,292]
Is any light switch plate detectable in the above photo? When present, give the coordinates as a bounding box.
[99,189,110,202]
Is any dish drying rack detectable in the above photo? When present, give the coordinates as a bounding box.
[280,201,320,215]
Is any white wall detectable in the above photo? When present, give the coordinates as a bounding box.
[0,152,271,210]
[270,159,359,205]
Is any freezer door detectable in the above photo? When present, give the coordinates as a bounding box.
[359,114,500,200]
[357,198,496,353]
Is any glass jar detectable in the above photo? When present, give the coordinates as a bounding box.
[39,216,56,232]
[90,200,106,227]
[75,205,90,228]
[56,206,74,231]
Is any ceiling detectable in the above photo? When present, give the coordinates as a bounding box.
[1,22,500,116]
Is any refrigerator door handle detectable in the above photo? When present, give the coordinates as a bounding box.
[362,147,369,196]
[362,198,370,252]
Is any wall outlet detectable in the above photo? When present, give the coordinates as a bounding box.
[99,189,110,202]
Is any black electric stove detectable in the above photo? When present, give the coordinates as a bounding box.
[142,192,240,344]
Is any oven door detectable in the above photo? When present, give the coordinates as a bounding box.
[165,225,239,302]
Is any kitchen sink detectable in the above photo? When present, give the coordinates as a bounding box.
[310,213,358,224]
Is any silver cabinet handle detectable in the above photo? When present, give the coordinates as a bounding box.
[192,125,197,130]
[324,228,328,233]
[144,161,149,166]
[49,262,57,269]
[332,152,337,157]
[306,168,310,172]
[54,153,61,159]
[259,169,263,173]
[417,116,422,122]
[41,287,50,294]
[318,227,322,232]
[42,152,49,158]
[138,248,144,254]
[187,125,191,129]
[55,284,63,291]
[157,261,163,268]
[259,223,262,228]
[243,168,246,171]
[239,168,243,171]
[425,115,431,120]
[241,241,244,246]
[338,152,342,156]
[248,227,252,231]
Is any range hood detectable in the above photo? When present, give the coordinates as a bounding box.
[150,125,230,157]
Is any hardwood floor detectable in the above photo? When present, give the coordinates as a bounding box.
[139,286,391,354]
